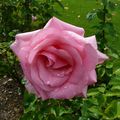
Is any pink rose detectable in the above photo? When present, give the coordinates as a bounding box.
[10,17,108,100]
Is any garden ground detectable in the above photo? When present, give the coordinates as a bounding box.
[0,76,23,120]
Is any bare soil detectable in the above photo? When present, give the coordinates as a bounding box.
[0,76,23,120]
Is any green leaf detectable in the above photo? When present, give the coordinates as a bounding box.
[20,112,34,120]
[97,86,106,93]
[87,88,100,96]
[104,101,118,119]
[51,108,57,117]
[102,0,108,7]
[59,107,72,116]
[114,69,120,75]
[105,91,120,97]
[105,22,116,36]
[86,11,96,21]
[109,76,120,86]
[97,9,105,20]
[88,106,102,119]
[78,117,90,120]
[23,91,36,108]
[108,1,115,11]
[54,0,64,9]
[96,93,106,106]
[21,78,26,85]
[24,97,37,113]
[106,13,112,18]
[47,114,56,120]
[111,85,120,91]
[106,62,113,69]
[8,31,16,37]
[107,49,119,59]
[106,61,113,69]
[88,97,99,106]
[117,102,120,118]
[98,67,106,77]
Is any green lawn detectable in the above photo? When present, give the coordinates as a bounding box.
[55,0,120,54]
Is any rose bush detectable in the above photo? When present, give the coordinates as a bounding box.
[10,17,108,100]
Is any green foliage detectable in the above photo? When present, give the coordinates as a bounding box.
[21,91,74,120]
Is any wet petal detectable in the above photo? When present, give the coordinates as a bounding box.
[10,30,40,62]
[88,70,97,85]
[85,35,97,49]
[44,17,85,36]
[28,29,84,64]
[38,58,70,87]
[97,51,109,64]
[83,44,98,71]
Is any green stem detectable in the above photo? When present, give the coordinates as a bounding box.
[24,0,32,30]
[102,6,106,43]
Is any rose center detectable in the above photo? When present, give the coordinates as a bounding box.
[41,52,73,77]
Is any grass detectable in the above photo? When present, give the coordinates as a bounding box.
[55,0,120,54]
[56,0,99,36]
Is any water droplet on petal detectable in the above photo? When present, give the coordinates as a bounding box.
[57,71,65,77]
[47,81,50,84]
[64,86,67,89]
[21,47,25,50]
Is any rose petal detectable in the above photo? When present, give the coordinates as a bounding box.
[30,61,54,92]
[83,44,98,71]
[49,83,79,99]
[78,85,88,97]
[16,30,40,41]
[88,70,97,85]
[10,30,40,62]
[45,46,73,66]
[49,82,87,99]
[97,51,109,64]
[21,62,48,99]
[60,45,84,84]
[41,51,68,69]
[41,51,56,67]
[28,29,85,64]
[25,80,37,94]
[44,17,85,36]
[38,58,69,87]
[85,35,97,49]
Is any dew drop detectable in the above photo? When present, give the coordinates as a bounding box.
[47,81,50,84]
[20,47,25,50]
[57,71,65,77]
[64,86,67,89]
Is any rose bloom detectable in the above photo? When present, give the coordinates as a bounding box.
[10,17,108,100]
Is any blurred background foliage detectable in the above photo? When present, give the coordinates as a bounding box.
[0,0,120,120]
